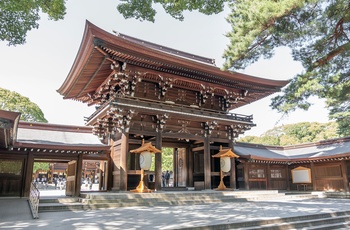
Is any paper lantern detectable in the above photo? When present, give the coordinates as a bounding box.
[140,151,152,170]
[220,156,231,173]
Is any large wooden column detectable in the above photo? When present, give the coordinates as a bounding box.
[24,152,34,197]
[120,132,128,191]
[204,136,211,189]
[229,140,236,190]
[155,129,162,191]
[187,146,194,187]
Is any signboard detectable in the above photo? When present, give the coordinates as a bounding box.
[291,166,312,183]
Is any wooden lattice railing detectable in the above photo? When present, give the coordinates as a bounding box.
[28,182,40,219]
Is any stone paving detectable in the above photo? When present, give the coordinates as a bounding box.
[1,192,350,229]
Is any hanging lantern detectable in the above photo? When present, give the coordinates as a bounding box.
[140,151,152,170]
[220,156,231,173]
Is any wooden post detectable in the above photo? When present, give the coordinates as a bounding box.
[310,162,316,191]
[286,164,291,191]
[266,164,271,190]
[24,152,34,197]
[229,140,236,190]
[120,132,128,191]
[155,130,162,191]
[187,146,193,187]
[341,160,349,192]
[173,148,178,187]
[204,136,211,189]
[244,162,250,190]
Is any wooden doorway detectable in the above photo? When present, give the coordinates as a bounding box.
[174,148,187,187]
[66,160,77,196]
[162,147,187,188]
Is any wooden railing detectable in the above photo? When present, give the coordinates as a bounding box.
[28,182,40,219]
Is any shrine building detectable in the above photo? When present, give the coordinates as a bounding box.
[1,21,350,197]
[57,21,289,192]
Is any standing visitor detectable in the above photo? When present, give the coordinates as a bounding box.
[162,171,165,187]
[165,170,170,187]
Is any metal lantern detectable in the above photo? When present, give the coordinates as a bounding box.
[140,151,152,170]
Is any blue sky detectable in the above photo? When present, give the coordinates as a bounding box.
[0,1,329,136]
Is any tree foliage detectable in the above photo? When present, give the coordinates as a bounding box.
[149,147,173,171]
[223,0,350,136]
[116,0,227,22]
[33,162,49,173]
[0,0,66,45]
[0,88,48,122]
[238,121,341,146]
[117,0,350,136]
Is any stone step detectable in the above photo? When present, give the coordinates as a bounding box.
[39,197,79,203]
[80,190,282,200]
[179,211,350,230]
[80,193,316,205]
[38,191,318,213]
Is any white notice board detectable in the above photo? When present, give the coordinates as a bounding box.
[291,166,312,183]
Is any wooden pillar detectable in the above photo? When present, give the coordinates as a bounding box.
[229,140,236,190]
[310,162,316,191]
[266,164,271,190]
[155,130,162,191]
[120,132,128,191]
[23,152,34,197]
[244,162,250,190]
[341,160,349,192]
[74,153,83,196]
[173,148,178,187]
[187,146,194,187]
[204,136,211,189]
[286,164,291,191]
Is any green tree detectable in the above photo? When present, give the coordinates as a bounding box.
[33,162,49,173]
[222,0,350,136]
[0,0,66,45]
[118,1,350,136]
[238,122,341,146]
[161,147,173,171]
[0,88,48,122]
[116,0,227,22]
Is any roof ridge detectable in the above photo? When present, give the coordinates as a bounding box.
[113,31,216,66]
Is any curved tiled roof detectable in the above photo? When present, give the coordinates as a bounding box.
[57,21,289,105]
[14,122,109,152]
[235,137,350,163]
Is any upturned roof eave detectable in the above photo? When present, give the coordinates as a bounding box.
[57,20,97,98]
[57,21,289,99]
